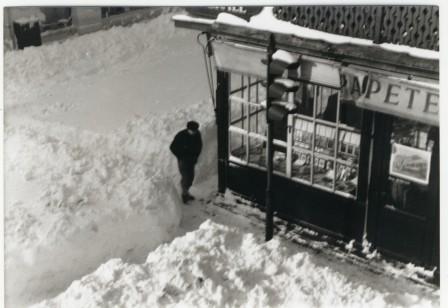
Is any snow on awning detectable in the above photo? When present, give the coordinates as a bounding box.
[173,7,439,61]
[246,8,439,61]
[212,40,266,78]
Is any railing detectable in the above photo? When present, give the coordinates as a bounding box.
[273,6,438,51]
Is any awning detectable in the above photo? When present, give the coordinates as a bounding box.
[212,40,342,89]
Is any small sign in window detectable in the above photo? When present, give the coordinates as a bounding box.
[389,143,431,185]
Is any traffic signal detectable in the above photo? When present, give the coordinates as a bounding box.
[263,49,301,122]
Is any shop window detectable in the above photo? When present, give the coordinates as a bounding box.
[291,84,361,198]
[386,119,435,217]
[229,74,267,170]
[227,75,362,198]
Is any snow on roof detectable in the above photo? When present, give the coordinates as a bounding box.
[9,7,46,24]
[175,7,439,61]
[172,14,215,25]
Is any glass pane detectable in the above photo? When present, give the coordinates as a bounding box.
[314,124,336,156]
[339,103,362,129]
[294,84,314,117]
[230,100,246,130]
[337,130,360,164]
[315,87,338,122]
[248,136,265,168]
[291,149,311,182]
[293,118,313,150]
[230,74,244,93]
[247,80,266,104]
[313,156,334,189]
[391,119,432,151]
[386,177,428,217]
[248,104,267,136]
[229,130,246,162]
[335,163,358,197]
[273,146,287,174]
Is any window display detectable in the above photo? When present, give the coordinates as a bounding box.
[291,149,311,182]
[291,84,362,198]
[228,74,362,198]
[273,145,287,174]
[248,136,265,167]
[315,124,336,156]
[313,157,335,190]
[293,119,313,149]
[385,119,435,216]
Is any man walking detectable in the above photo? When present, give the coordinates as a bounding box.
[170,121,202,203]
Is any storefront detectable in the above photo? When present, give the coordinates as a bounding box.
[173,6,439,273]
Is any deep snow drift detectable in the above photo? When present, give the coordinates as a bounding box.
[4,11,213,307]
[33,220,439,308]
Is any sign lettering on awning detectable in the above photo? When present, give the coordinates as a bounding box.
[341,67,439,126]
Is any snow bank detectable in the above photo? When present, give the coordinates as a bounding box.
[33,220,439,308]
[5,99,216,307]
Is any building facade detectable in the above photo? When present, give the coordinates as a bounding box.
[184,6,439,280]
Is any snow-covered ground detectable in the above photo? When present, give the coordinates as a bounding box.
[4,11,214,307]
[4,10,440,308]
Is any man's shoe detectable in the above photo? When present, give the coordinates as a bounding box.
[182,194,189,204]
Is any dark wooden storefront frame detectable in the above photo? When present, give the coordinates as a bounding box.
[217,70,439,270]
[366,113,440,268]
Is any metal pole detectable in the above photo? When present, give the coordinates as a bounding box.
[216,70,230,194]
[265,34,275,241]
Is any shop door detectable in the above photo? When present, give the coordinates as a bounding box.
[368,114,439,266]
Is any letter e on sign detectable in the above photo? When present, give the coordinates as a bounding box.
[384,84,401,105]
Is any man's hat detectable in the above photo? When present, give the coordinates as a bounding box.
[187,121,200,131]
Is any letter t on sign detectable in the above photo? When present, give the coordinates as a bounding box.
[405,87,421,109]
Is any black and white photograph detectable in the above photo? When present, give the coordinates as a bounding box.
[2,2,443,307]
